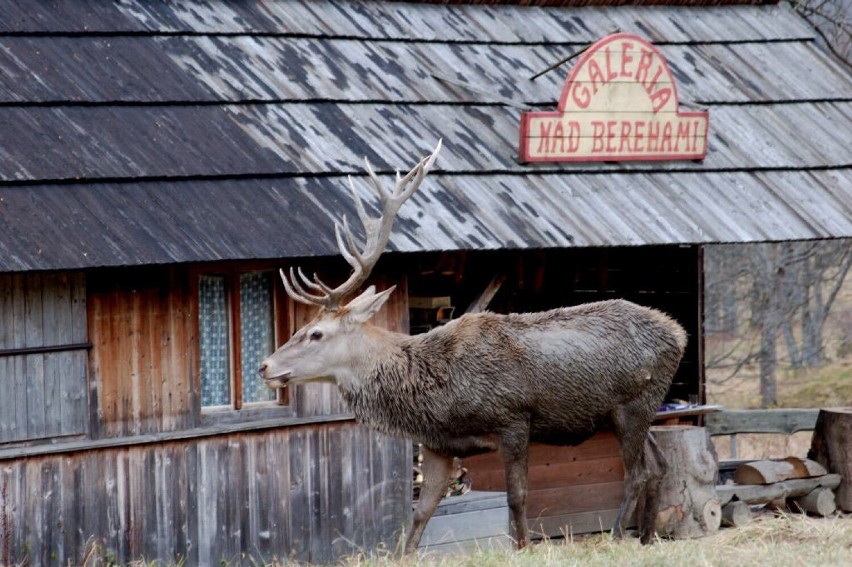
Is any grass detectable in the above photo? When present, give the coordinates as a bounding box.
[317,512,852,567]
[779,364,852,408]
[66,512,852,566]
[74,512,851,566]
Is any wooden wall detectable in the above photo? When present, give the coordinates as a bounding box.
[463,433,627,536]
[0,421,410,566]
[86,264,410,430]
[0,272,87,444]
[1,262,413,565]
[87,267,197,437]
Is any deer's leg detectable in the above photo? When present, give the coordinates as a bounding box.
[500,426,531,549]
[611,401,658,541]
[405,446,454,554]
[638,433,666,544]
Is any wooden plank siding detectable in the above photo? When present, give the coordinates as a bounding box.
[1,262,413,564]
[0,272,87,444]
[87,266,197,438]
[0,421,410,565]
[463,432,627,535]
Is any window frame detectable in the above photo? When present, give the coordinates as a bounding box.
[193,262,291,413]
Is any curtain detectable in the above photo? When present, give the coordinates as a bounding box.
[199,275,230,407]
[239,272,276,404]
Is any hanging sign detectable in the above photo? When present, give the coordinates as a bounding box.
[519,33,709,163]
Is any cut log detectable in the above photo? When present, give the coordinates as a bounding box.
[716,473,841,505]
[734,458,827,485]
[789,487,836,517]
[721,501,752,527]
[808,407,852,511]
[650,425,721,539]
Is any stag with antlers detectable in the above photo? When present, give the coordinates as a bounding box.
[259,141,686,552]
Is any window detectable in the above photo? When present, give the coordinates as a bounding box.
[198,269,287,410]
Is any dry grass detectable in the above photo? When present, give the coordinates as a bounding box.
[68,512,852,566]
[326,512,852,567]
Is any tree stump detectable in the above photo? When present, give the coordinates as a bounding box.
[808,407,852,511]
[651,425,721,539]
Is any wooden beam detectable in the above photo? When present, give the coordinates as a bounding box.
[0,413,356,462]
[704,409,819,436]
[465,273,507,314]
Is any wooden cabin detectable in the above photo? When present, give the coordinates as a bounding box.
[0,1,850,564]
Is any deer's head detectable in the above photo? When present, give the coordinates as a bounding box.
[258,141,441,388]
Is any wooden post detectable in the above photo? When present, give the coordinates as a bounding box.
[651,425,721,539]
[808,407,852,511]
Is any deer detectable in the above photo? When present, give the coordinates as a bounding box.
[258,140,687,553]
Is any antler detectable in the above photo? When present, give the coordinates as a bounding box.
[281,140,442,310]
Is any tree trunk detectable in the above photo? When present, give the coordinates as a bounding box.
[808,408,852,511]
[650,426,721,539]
[759,320,778,407]
[782,321,802,369]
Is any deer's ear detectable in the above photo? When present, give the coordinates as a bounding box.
[344,286,396,324]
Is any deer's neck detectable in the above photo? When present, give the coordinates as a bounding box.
[336,325,446,439]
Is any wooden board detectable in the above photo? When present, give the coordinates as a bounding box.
[87,266,196,437]
[0,272,87,444]
[420,492,511,550]
[462,432,625,535]
[1,421,410,566]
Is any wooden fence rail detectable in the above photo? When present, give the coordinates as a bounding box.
[704,409,820,460]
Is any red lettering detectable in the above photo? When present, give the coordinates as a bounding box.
[571,82,590,109]
[634,120,645,152]
[647,65,664,94]
[660,122,673,152]
[591,121,605,153]
[675,120,691,152]
[550,122,565,154]
[650,88,672,114]
[620,42,634,77]
[566,121,581,152]
[647,121,660,152]
[537,121,553,154]
[588,59,605,95]
[619,121,633,152]
[606,120,617,153]
[635,50,653,87]
[604,47,617,81]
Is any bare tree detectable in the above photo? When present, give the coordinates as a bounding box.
[789,0,851,67]
[705,239,851,407]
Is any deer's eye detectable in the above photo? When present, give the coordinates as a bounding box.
[309,330,324,341]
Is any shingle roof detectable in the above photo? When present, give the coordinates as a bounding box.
[0,0,849,272]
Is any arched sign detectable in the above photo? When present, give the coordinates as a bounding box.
[519,33,709,163]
